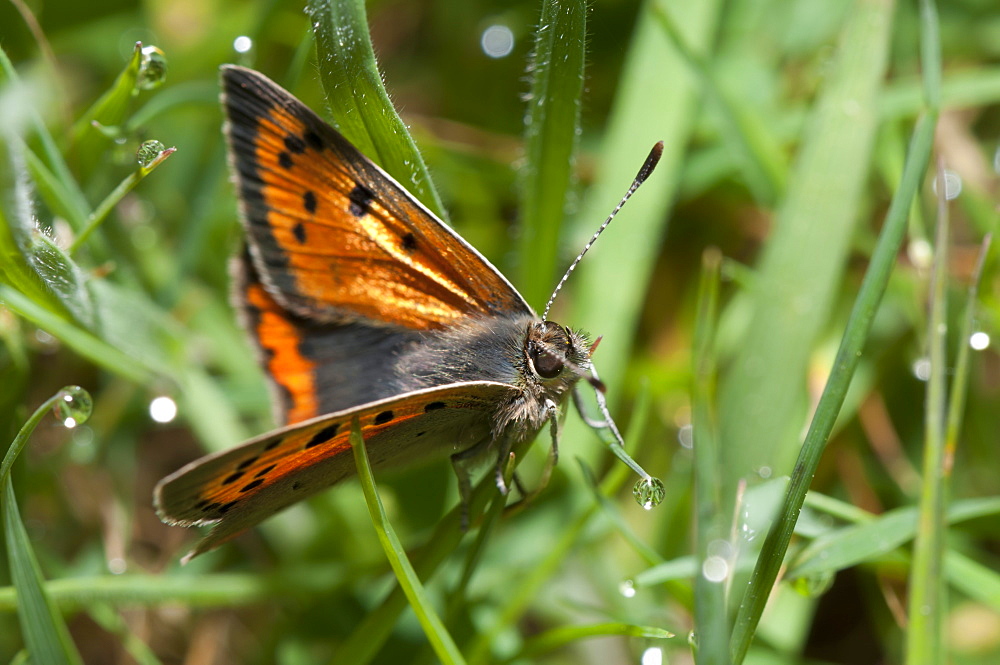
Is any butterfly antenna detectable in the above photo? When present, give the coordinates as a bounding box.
[541,141,664,322]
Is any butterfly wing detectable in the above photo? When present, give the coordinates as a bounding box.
[234,250,423,423]
[154,382,520,559]
[221,65,532,331]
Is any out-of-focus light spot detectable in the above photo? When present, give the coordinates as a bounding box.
[931,169,963,200]
[678,423,693,449]
[619,579,636,598]
[913,357,931,381]
[481,25,514,58]
[108,558,127,574]
[234,36,253,54]
[702,555,730,582]
[641,647,663,665]
[970,331,990,351]
[908,238,933,269]
[150,396,178,423]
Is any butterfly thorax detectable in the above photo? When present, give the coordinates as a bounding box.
[393,314,590,439]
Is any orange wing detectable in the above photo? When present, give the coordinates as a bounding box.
[154,382,519,560]
[222,65,531,331]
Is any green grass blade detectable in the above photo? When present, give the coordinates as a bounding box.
[508,622,673,662]
[789,497,1000,579]
[517,0,586,309]
[69,41,144,180]
[306,0,446,219]
[2,394,86,665]
[692,248,730,665]
[651,5,784,202]
[905,156,949,665]
[348,419,466,665]
[944,235,990,474]
[729,109,937,665]
[717,0,895,482]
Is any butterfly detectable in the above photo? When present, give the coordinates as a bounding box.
[154,65,662,561]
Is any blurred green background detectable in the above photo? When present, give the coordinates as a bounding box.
[1,0,999,663]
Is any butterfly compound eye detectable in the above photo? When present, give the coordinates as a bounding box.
[531,348,564,379]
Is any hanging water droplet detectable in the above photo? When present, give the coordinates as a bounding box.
[137,140,165,167]
[137,45,167,90]
[633,477,666,509]
[53,386,93,428]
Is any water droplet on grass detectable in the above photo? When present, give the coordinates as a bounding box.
[53,386,92,428]
[633,477,665,509]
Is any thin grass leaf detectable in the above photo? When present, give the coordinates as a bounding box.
[0,286,151,383]
[651,5,784,202]
[944,234,991,472]
[466,395,654,665]
[69,41,145,179]
[306,0,446,218]
[906,156,949,665]
[2,394,86,665]
[70,144,177,253]
[729,102,938,665]
[691,248,730,665]
[0,46,91,224]
[517,0,586,309]
[788,497,1000,579]
[507,622,673,662]
[717,0,895,482]
[348,418,465,665]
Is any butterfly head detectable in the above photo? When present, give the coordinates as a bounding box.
[524,320,592,390]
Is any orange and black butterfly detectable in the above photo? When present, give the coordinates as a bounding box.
[154,66,662,560]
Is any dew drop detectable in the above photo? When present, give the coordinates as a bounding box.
[53,386,92,428]
[633,477,666,510]
[137,140,165,167]
[137,45,167,90]
[619,579,637,598]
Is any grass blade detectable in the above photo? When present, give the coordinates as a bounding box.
[306,0,446,218]
[2,392,87,665]
[717,0,896,481]
[348,418,466,665]
[729,107,937,665]
[692,248,730,665]
[905,156,949,665]
[517,0,586,309]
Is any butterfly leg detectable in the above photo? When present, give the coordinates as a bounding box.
[451,436,493,530]
[572,386,609,430]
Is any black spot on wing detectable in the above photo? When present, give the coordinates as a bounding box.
[305,423,340,449]
[264,438,282,451]
[305,130,324,151]
[222,471,245,485]
[240,478,265,493]
[348,184,374,217]
[293,222,307,243]
[284,134,306,154]
[402,232,417,252]
[278,152,293,169]
[424,401,445,412]
[237,456,259,470]
[255,464,277,478]
[374,410,394,425]
[303,190,317,214]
